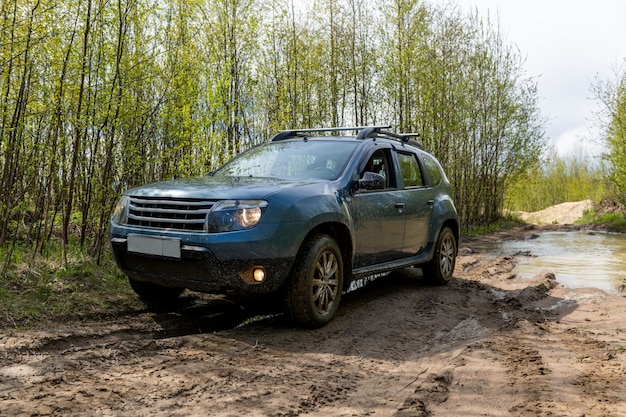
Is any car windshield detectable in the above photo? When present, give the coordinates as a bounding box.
[214,140,358,180]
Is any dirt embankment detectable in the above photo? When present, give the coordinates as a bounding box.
[1,204,625,416]
[510,199,594,225]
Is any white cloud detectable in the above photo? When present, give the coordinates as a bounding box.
[552,126,606,157]
[451,0,626,157]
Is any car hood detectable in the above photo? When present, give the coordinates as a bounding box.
[125,175,320,200]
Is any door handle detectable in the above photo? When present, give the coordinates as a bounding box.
[427,200,435,206]
[395,203,405,209]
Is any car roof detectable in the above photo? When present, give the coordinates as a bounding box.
[270,126,425,151]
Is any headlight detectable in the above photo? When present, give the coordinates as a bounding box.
[112,195,130,224]
[207,200,268,232]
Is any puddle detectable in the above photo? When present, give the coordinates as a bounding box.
[474,231,626,293]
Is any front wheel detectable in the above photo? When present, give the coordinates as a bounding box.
[423,227,457,285]
[287,235,344,328]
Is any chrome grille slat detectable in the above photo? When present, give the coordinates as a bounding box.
[131,198,212,207]
[126,197,215,231]
[127,214,206,224]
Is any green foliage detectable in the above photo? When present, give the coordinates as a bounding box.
[590,61,626,212]
[601,64,626,205]
[577,206,626,233]
[464,214,527,237]
[414,8,545,229]
[506,147,610,212]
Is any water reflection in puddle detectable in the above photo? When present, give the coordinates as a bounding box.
[476,231,626,293]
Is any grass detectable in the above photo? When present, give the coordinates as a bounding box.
[463,214,527,237]
[576,209,626,233]
[0,242,141,330]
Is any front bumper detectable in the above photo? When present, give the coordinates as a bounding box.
[109,222,303,296]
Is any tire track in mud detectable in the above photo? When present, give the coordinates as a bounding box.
[381,257,562,417]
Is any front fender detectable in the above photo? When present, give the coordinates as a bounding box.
[278,187,354,254]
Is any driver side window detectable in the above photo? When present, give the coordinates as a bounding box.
[360,149,391,189]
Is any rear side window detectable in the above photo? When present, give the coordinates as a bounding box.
[397,152,424,188]
[422,154,443,186]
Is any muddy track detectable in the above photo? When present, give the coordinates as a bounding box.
[1,230,626,416]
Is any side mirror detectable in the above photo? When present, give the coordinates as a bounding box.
[358,172,385,190]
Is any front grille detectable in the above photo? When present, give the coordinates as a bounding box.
[126,197,215,231]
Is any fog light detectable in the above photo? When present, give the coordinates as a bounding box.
[253,267,266,283]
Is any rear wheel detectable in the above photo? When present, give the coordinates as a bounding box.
[287,235,344,328]
[423,227,457,285]
[129,278,184,310]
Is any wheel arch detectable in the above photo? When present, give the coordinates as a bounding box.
[301,221,354,286]
[426,217,460,263]
[442,218,460,246]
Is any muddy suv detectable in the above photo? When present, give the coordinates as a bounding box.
[110,126,459,327]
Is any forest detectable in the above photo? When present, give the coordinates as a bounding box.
[3,0,618,267]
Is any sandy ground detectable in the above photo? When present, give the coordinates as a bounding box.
[1,201,625,416]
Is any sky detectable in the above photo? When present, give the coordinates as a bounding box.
[451,0,626,157]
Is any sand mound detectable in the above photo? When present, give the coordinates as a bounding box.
[512,200,593,225]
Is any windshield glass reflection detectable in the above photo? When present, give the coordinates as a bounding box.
[216,141,358,180]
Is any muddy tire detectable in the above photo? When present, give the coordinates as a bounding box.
[423,227,457,285]
[129,279,184,310]
[287,235,344,328]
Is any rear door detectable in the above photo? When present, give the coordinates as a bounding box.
[396,150,434,255]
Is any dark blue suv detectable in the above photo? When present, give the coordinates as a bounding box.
[110,126,459,327]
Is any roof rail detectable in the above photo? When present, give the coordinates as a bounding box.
[270,125,424,149]
[271,126,392,142]
[357,128,424,149]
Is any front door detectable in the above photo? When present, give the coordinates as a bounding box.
[351,149,406,267]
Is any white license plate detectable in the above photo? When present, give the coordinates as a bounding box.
[127,234,181,259]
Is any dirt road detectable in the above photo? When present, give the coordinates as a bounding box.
[1,225,626,416]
